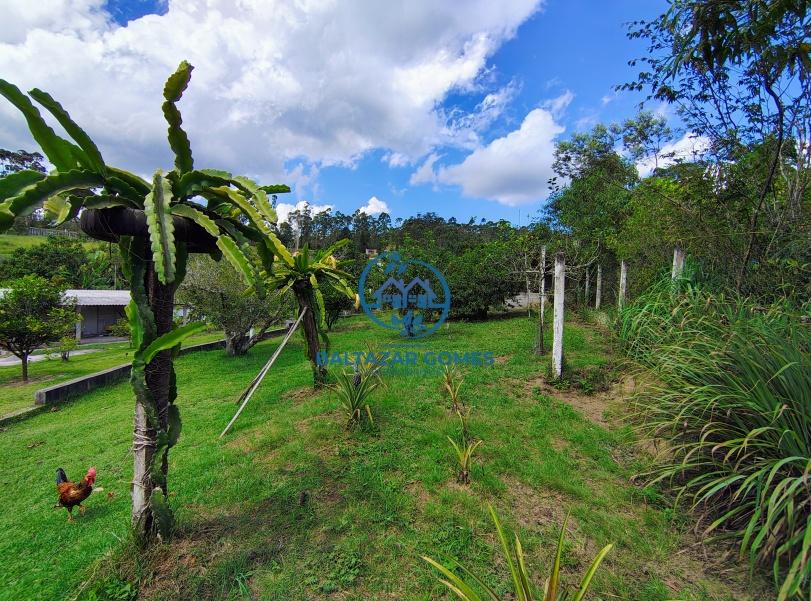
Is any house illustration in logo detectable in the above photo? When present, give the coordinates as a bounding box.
[370,276,443,311]
[372,276,406,309]
[404,277,438,308]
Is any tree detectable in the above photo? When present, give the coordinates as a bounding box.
[445,241,523,320]
[267,241,355,387]
[0,236,87,286]
[177,255,293,356]
[0,148,46,175]
[321,281,356,330]
[0,275,77,381]
[0,62,293,544]
[623,0,811,292]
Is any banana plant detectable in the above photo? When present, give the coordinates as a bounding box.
[266,240,356,386]
[0,61,292,544]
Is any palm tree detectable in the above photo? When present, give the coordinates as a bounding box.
[0,61,293,544]
[268,240,356,386]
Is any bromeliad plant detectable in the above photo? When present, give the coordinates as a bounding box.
[443,364,465,413]
[267,241,356,387]
[334,363,382,429]
[0,62,294,543]
[448,407,479,485]
[423,504,612,601]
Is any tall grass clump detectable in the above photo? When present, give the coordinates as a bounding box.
[619,278,811,599]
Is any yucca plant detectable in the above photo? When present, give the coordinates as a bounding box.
[268,241,356,387]
[0,62,293,543]
[620,280,811,599]
[422,504,612,600]
[334,365,381,429]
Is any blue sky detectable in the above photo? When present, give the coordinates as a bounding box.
[1,0,678,225]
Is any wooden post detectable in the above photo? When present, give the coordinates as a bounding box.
[552,252,565,379]
[595,264,602,310]
[619,260,628,310]
[671,246,685,280]
[584,267,590,307]
[536,246,547,354]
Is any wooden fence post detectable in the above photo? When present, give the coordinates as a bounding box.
[552,252,565,379]
[619,260,628,310]
[536,246,547,355]
[595,264,602,310]
[671,246,685,280]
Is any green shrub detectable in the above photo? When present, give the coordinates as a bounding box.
[107,317,131,339]
[620,280,811,599]
[58,335,77,361]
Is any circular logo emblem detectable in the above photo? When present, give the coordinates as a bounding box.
[359,251,451,338]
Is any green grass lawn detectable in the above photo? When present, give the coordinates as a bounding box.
[0,316,768,600]
[0,233,49,257]
[0,332,224,417]
[0,234,104,258]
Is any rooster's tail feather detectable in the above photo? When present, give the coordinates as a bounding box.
[56,467,68,485]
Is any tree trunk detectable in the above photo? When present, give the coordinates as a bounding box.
[293,282,326,387]
[127,236,187,544]
[225,333,251,356]
[21,352,28,382]
[132,260,175,539]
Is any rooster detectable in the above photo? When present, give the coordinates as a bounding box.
[54,467,96,522]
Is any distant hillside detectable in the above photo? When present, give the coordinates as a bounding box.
[0,234,97,258]
[0,234,46,257]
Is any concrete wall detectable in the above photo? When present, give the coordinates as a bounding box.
[33,327,288,407]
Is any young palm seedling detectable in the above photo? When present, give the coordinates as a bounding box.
[333,362,381,429]
[423,504,613,600]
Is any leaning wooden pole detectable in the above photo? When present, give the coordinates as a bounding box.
[220,308,308,438]
[552,252,565,379]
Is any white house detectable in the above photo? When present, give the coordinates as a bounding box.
[63,289,131,339]
[0,288,130,340]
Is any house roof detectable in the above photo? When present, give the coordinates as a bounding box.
[0,288,131,306]
[64,289,131,306]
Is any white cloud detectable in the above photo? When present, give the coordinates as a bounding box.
[0,0,543,190]
[359,196,390,215]
[409,152,442,186]
[382,152,410,168]
[542,89,573,118]
[276,200,333,224]
[413,104,565,206]
[636,133,711,177]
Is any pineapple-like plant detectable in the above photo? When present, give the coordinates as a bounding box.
[442,364,465,412]
[0,62,294,543]
[448,407,480,484]
[333,363,381,429]
[423,504,613,600]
